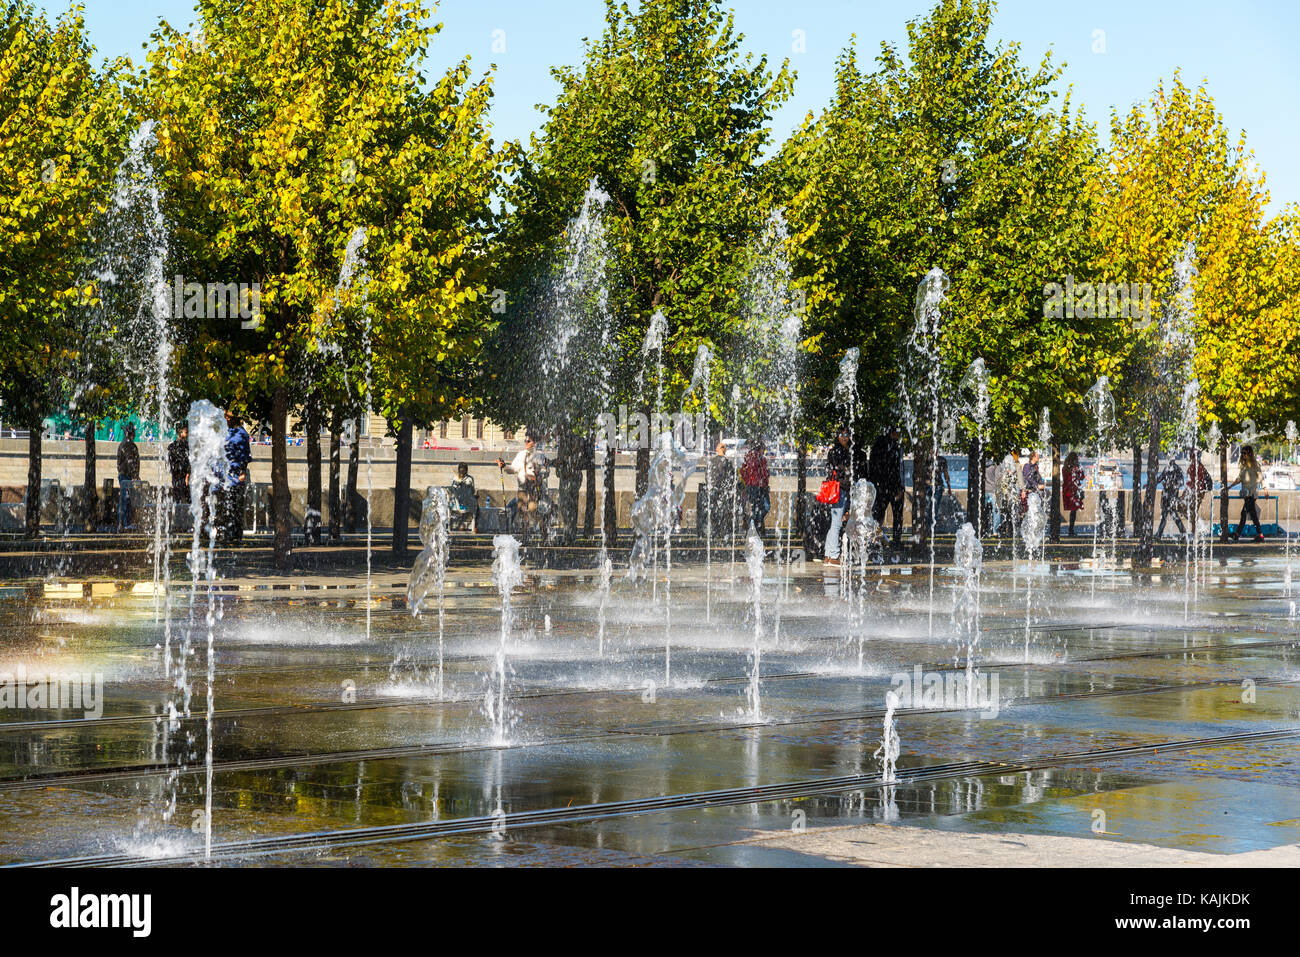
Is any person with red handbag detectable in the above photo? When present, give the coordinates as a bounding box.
[822,425,867,565]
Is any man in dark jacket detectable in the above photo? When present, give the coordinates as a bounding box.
[222,411,252,543]
[167,423,190,529]
[168,424,190,502]
[116,424,140,531]
[697,439,734,538]
[869,426,904,545]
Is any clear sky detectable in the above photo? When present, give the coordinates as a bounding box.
[44,0,1300,214]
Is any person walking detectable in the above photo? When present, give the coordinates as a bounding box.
[449,462,478,532]
[1062,451,1085,536]
[869,426,904,545]
[823,425,868,566]
[1022,449,1046,498]
[116,424,141,531]
[698,439,733,538]
[222,411,252,543]
[1154,458,1187,540]
[1186,450,1213,538]
[1227,445,1265,541]
[498,431,547,538]
[740,437,771,535]
[168,423,190,528]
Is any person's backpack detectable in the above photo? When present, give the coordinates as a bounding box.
[740,452,764,487]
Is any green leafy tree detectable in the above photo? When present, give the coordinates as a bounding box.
[144,0,506,565]
[1096,74,1298,547]
[489,0,794,514]
[0,0,129,536]
[777,0,1125,533]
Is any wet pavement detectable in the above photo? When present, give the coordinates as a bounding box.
[0,550,1297,866]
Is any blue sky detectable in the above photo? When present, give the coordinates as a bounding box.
[46,0,1300,213]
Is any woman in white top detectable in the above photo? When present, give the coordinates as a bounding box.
[1226,445,1265,541]
[497,432,544,536]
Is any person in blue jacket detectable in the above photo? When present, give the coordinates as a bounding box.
[222,410,252,543]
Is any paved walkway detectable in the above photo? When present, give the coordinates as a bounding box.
[733,822,1300,867]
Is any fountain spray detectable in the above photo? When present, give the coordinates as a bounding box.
[407,487,451,696]
[185,400,226,860]
[488,535,523,744]
[744,531,765,721]
[900,268,950,636]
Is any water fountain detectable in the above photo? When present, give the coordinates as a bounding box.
[959,358,989,532]
[900,268,950,634]
[744,531,765,721]
[488,535,523,744]
[731,211,803,622]
[1084,376,1115,596]
[596,550,613,655]
[1021,490,1046,661]
[1287,420,1297,609]
[91,120,174,654]
[1178,380,1202,618]
[845,479,878,670]
[637,309,670,597]
[683,344,713,618]
[185,399,226,860]
[627,430,700,683]
[730,383,742,581]
[952,522,983,701]
[321,227,375,639]
[1165,243,1201,608]
[874,689,901,784]
[406,487,451,696]
[834,348,862,592]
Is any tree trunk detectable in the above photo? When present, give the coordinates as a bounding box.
[271,386,293,571]
[603,443,617,545]
[556,429,583,544]
[966,437,982,533]
[1131,446,1143,533]
[345,417,360,533]
[392,411,413,557]
[1219,443,1230,540]
[83,421,98,531]
[25,423,42,539]
[305,394,322,545]
[796,440,808,538]
[635,445,649,498]
[1049,442,1062,542]
[1136,412,1161,562]
[328,410,341,543]
[583,431,597,538]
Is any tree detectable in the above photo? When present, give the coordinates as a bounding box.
[778,1,1125,471]
[489,0,794,516]
[144,0,506,567]
[1096,74,1298,549]
[0,1,129,537]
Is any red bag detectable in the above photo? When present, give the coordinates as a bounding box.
[816,480,841,505]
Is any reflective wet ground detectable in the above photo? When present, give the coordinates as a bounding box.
[1,550,1298,866]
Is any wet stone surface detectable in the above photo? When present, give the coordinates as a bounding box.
[0,553,1297,865]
